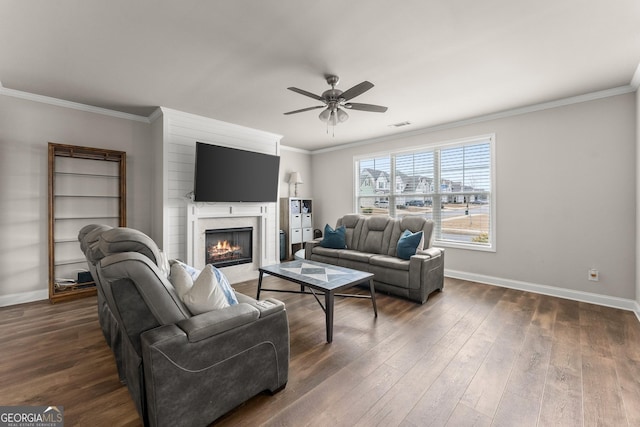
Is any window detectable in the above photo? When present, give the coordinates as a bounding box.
[355,135,495,251]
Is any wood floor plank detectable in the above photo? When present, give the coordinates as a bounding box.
[608,311,640,426]
[404,333,493,426]
[445,403,492,427]
[459,300,531,418]
[402,287,500,426]
[538,320,583,426]
[582,355,627,426]
[492,321,553,427]
[2,277,640,427]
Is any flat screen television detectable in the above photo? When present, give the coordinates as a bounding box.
[194,142,280,203]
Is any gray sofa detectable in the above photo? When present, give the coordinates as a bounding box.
[78,225,289,427]
[305,214,444,304]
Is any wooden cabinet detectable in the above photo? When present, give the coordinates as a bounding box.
[280,198,313,259]
[48,143,126,303]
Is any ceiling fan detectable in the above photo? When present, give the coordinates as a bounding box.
[284,75,388,127]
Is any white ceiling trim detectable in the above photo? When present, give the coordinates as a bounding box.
[631,62,640,89]
[0,85,150,123]
[280,144,312,154]
[311,85,637,155]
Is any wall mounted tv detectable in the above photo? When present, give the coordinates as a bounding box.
[194,142,280,203]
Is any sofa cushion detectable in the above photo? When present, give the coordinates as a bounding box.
[370,254,411,271]
[98,227,161,266]
[339,249,375,263]
[336,214,364,249]
[78,224,112,254]
[397,230,424,260]
[321,224,347,249]
[369,262,410,287]
[358,216,393,254]
[311,246,342,258]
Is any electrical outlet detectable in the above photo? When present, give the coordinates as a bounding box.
[588,269,599,281]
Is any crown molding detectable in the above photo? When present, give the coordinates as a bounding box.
[280,144,312,154]
[148,107,163,123]
[0,86,150,123]
[311,85,637,155]
[631,62,640,89]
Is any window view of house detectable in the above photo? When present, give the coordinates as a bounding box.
[356,136,493,249]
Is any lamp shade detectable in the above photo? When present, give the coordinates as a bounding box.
[288,171,303,184]
[336,108,349,123]
[319,108,331,122]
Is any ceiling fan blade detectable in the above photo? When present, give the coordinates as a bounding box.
[344,102,388,113]
[287,87,325,101]
[340,81,374,101]
[284,105,325,115]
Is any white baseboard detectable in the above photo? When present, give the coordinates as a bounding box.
[0,289,49,307]
[3,272,639,324]
[445,269,640,322]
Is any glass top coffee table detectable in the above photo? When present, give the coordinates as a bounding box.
[257,259,377,343]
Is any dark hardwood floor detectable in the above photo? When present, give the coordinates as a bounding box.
[1,277,639,426]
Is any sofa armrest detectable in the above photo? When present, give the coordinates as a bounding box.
[416,247,443,258]
[235,292,286,318]
[408,248,445,302]
[305,239,322,259]
[177,303,260,342]
[242,297,286,318]
[409,253,432,271]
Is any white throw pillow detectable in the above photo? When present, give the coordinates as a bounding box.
[169,262,194,299]
[181,264,230,315]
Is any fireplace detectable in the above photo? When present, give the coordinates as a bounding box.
[205,227,253,268]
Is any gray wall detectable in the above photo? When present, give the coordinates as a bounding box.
[311,93,637,301]
[0,90,636,309]
[0,94,314,305]
[637,88,640,309]
[279,146,313,200]
[0,95,154,304]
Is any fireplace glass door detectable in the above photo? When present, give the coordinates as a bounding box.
[205,227,253,268]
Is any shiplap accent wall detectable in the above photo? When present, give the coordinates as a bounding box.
[152,107,282,267]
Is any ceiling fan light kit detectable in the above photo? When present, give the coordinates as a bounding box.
[285,74,388,135]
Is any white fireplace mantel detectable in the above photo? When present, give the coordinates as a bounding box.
[186,202,278,283]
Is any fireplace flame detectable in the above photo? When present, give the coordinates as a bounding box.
[208,240,242,259]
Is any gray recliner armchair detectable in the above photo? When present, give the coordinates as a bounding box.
[78,226,289,427]
[78,224,125,378]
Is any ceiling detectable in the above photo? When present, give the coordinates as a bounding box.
[1,0,639,151]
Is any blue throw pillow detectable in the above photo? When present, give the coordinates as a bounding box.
[396,230,423,260]
[320,224,347,249]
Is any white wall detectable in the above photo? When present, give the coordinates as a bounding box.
[0,95,154,305]
[152,108,282,268]
[311,93,637,304]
